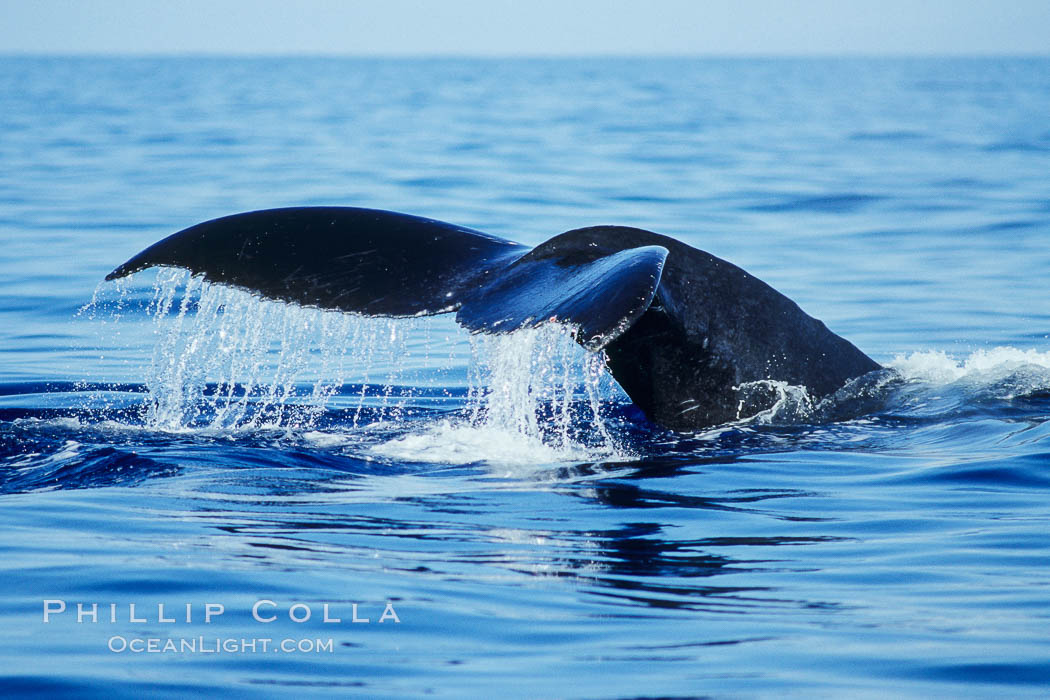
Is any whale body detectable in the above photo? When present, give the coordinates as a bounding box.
[106,207,882,431]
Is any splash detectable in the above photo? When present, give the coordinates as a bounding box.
[723,347,1050,429]
[93,270,629,462]
[469,327,623,449]
[890,347,1050,398]
[375,326,631,465]
[734,380,816,424]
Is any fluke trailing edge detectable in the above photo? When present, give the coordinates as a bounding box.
[106,207,882,431]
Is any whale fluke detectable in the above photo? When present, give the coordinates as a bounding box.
[106,207,882,431]
[105,207,526,316]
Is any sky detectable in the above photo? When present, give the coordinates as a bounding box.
[1,0,1048,56]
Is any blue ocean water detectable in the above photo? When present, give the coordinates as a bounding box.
[2,56,1050,697]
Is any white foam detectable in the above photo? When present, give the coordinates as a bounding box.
[888,346,1050,402]
[301,430,354,449]
[890,347,1050,383]
[372,420,580,466]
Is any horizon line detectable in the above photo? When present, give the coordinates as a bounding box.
[3,50,1049,60]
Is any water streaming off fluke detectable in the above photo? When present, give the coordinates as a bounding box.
[90,269,632,463]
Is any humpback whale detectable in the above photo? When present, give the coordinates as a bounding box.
[106,207,882,431]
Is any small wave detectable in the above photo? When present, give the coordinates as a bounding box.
[849,130,927,142]
[747,192,884,214]
[890,347,1050,396]
[978,219,1040,234]
[0,432,180,493]
[984,139,1050,154]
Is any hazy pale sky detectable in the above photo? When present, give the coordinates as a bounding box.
[2,0,1048,56]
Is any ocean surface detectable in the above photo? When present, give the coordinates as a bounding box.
[2,56,1050,698]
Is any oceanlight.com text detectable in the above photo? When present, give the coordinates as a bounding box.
[108,636,335,654]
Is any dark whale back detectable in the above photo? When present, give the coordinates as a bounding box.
[106,207,880,432]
